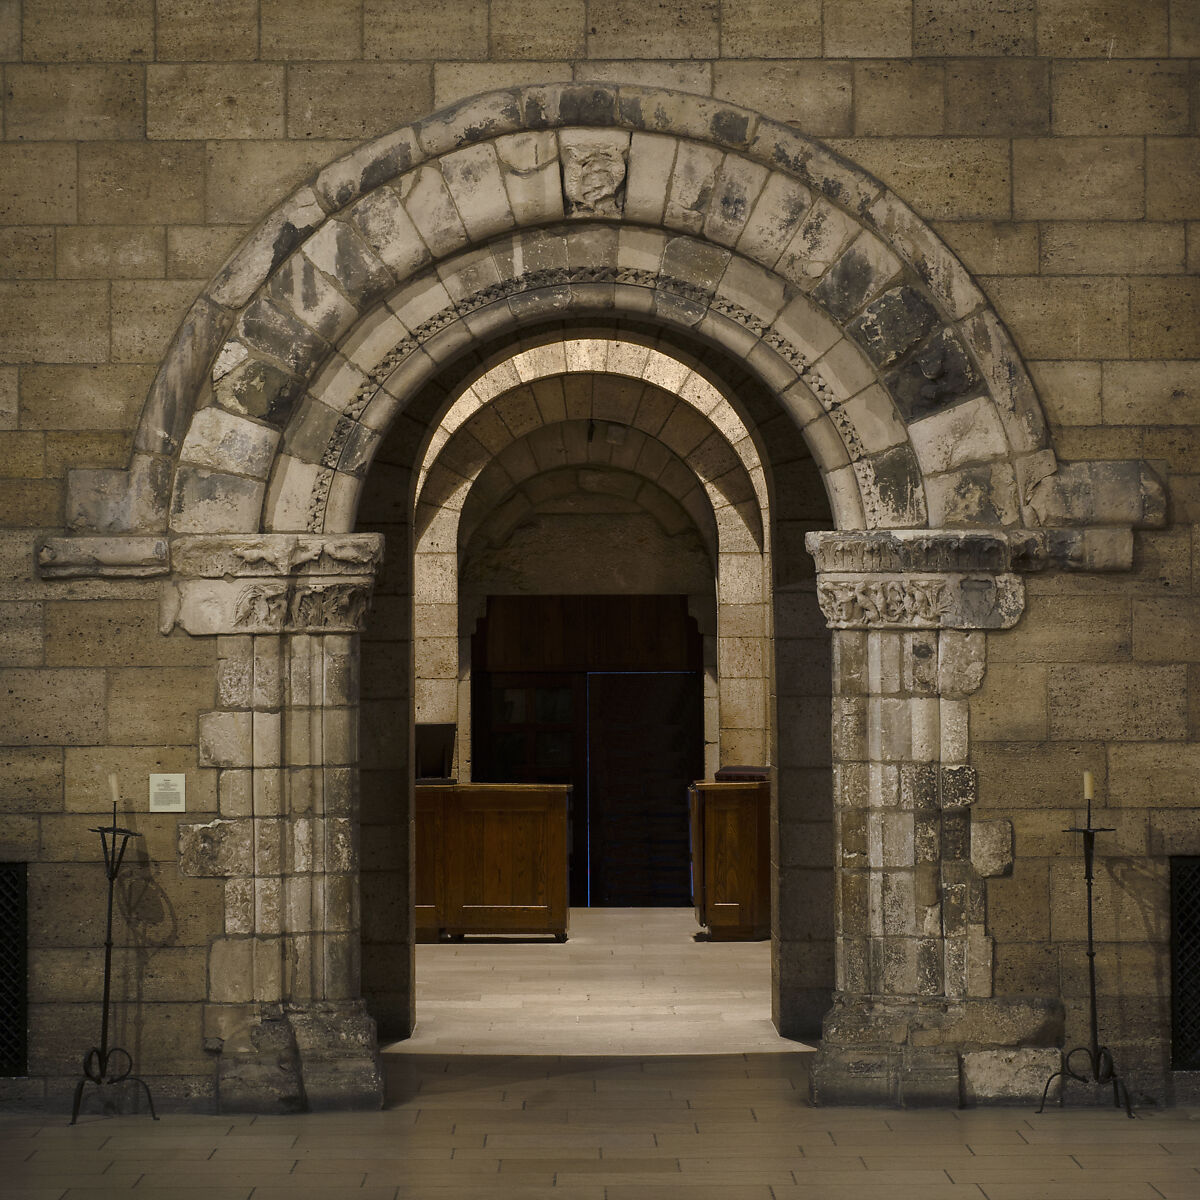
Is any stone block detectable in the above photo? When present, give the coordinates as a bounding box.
[720,0,819,56]
[107,666,213,745]
[156,0,258,59]
[1133,597,1200,663]
[434,61,572,109]
[64,745,213,815]
[110,280,198,365]
[961,1048,1062,1104]
[823,0,911,56]
[1102,361,1200,426]
[1041,221,1185,275]
[945,59,1049,136]
[147,64,285,140]
[713,62,851,136]
[178,818,252,878]
[1037,0,1169,56]
[5,64,144,140]
[79,141,204,224]
[364,0,487,57]
[23,0,153,61]
[45,598,208,667]
[1049,664,1187,741]
[1110,742,1200,809]
[1053,61,1189,136]
[286,63,432,140]
[1130,278,1200,359]
[584,0,718,58]
[56,226,165,280]
[493,0,585,58]
[970,662,1047,741]
[829,136,1010,221]
[260,0,362,59]
[984,277,1128,360]
[991,594,1130,664]
[913,0,1035,54]
[0,228,55,280]
[202,140,348,226]
[0,479,62,527]
[1148,138,1200,219]
[0,747,62,813]
[1013,138,1143,220]
[934,221,1039,276]
[854,62,944,136]
[970,817,1013,878]
[440,143,516,242]
[1,668,105,745]
[166,226,245,280]
[0,144,77,224]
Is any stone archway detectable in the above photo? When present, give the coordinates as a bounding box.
[39,84,1166,1110]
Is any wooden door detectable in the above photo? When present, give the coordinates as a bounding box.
[587,672,703,906]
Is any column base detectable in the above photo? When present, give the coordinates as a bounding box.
[809,995,1064,1107]
[286,999,385,1111]
[206,1001,384,1113]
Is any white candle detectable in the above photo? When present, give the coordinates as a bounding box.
[1082,770,1094,800]
[108,772,120,806]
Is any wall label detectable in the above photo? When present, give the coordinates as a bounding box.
[149,773,186,813]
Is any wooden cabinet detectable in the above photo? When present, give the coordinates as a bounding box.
[415,783,571,940]
[689,780,771,940]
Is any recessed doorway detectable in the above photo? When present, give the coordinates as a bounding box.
[471,594,704,907]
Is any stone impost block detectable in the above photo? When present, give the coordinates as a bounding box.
[35,536,168,579]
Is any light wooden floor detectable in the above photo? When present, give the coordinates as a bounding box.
[4,908,1200,1198]
[385,906,799,1056]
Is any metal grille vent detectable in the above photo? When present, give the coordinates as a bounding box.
[0,863,27,1077]
[1172,857,1200,1070]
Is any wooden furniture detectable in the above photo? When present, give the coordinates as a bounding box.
[415,783,571,941]
[689,780,771,940]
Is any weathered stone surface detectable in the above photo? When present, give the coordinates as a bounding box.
[846,286,940,369]
[885,328,981,423]
[970,818,1013,878]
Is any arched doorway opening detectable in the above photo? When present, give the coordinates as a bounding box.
[354,326,836,1042]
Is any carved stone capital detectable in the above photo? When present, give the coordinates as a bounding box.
[815,572,1023,630]
[161,533,384,635]
[806,529,1014,575]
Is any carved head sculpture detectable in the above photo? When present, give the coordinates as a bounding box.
[560,130,630,218]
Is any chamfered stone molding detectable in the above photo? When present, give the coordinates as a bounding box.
[35,535,169,578]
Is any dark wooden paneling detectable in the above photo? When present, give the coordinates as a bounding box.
[477,594,701,673]
[415,784,570,939]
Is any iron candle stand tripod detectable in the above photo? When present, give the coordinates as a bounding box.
[1038,789,1133,1118]
[70,801,158,1124]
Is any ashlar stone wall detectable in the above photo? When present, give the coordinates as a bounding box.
[1,1,1198,1108]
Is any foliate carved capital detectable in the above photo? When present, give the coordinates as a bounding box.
[815,573,1024,630]
[161,533,384,635]
[807,529,1024,630]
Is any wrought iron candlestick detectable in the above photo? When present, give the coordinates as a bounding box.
[1038,787,1133,1118]
[70,801,158,1124]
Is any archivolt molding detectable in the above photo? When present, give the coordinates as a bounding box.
[54,82,1164,566]
[413,363,764,552]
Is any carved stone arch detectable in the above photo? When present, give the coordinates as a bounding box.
[63,80,1135,546]
[41,84,1171,1114]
